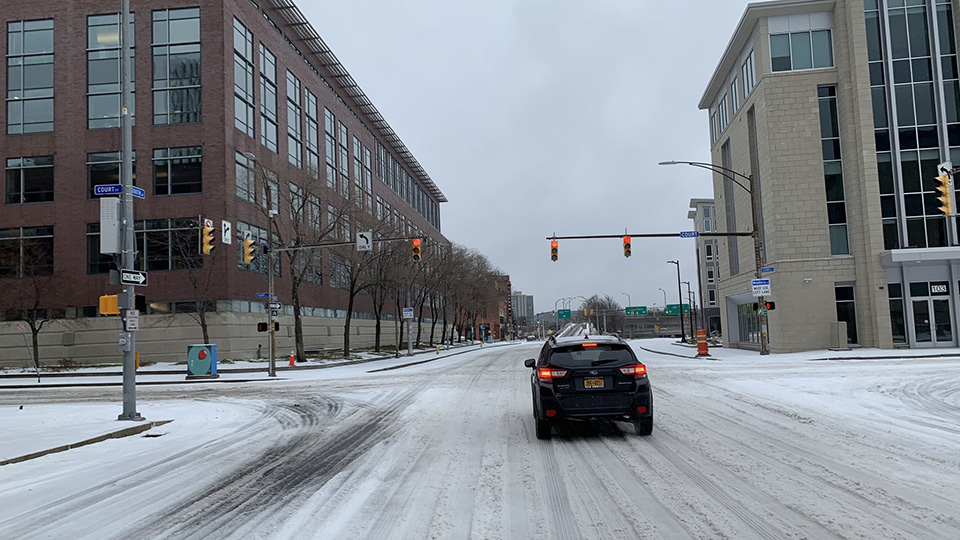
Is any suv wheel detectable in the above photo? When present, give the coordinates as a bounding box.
[633,416,653,436]
[535,417,552,440]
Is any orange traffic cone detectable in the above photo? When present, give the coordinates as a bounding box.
[289,348,295,366]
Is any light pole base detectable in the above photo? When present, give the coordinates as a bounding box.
[118,413,144,421]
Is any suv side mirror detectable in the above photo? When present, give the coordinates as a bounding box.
[524,358,535,368]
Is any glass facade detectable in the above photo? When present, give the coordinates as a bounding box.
[7,19,54,134]
[233,18,254,137]
[87,14,135,129]
[152,8,201,125]
[818,86,850,255]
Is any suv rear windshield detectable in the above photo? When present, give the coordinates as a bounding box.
[547,344,635,368]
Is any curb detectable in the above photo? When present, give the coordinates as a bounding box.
[0,420,173,467]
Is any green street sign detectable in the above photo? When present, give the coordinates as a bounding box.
[558,309,572,319]
[625,306,647,316]
[665,304,691,315]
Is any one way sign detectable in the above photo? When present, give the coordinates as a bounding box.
[120,269,148,286]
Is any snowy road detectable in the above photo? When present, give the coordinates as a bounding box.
[2,341,960,539]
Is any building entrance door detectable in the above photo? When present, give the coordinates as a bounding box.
[911,298,953,347]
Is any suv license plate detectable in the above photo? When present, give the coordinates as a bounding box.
[583,377,604,389]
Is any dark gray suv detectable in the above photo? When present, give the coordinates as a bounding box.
[524,334,653,439]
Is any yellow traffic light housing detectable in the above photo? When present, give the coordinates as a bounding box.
[412,238,422,262]
[623,235,632,258]
[243,238,256,265]
[201,224,216,255]
[936,173,953,216]
[550,240,558,262]
[99,295,120,316]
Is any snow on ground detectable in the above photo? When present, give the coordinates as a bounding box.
[2,339,960,539]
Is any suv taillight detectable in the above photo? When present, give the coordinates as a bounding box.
[619,365,647,378]
[538,367,568,380]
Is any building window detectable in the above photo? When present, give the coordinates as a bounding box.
[353,137,363,205]
[308,195,321,230]
[888,283,906,344]
[731,77,740,113]
[718,94,729,132]
[737,303,761,344]
[338,121,350,198]
[260,169,279,212]
[7,19,54,134]
[88,152,136,199]
[704,218,712,232]
[233,18,255,138]
[835,285,858,344]
[0,226,54,277]
[290,182,303,222]
[154,146,201,195]
[85,223,114,274]
[705,243,714,261]
[324,108,337,190]
[259,44,278,152]
[771,30,833,72]
[363,145,373,213]
[136,218,201,271]
[235,151,255,203]
[707,266,715,284]
[329,253,349,289]
[708,289,716,306]
[818,86,850,255]
[741,49,756,97]
[305,90,320,178]
[152,8,201,125]
[286,71,302,167]
[710,111,719,145]
[6,156,54,204]
[236,221,276,276]
[88,14,135,130]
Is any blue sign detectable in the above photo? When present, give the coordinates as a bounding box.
[679,231,700,238]
[94,184,123,196]
[255,292,270,299]
[752,279,770,286]
[131,186,145,199]
[761,267,775,273]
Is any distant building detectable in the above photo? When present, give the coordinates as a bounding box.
[511,291,534,326]
[689,199,722,335]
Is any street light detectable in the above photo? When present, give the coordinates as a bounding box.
[622,292,631,308]
[667,261,685,343]
[681,280,695,340]
[658,287,667,310]
[242,151,278,376]
[660,159,769,355]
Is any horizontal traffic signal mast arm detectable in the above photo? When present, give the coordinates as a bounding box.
[270,236,427,252]
[546,232,753,240]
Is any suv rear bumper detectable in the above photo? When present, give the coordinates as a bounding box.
[537,389,652,420]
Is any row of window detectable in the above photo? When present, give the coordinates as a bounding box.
[6,9,202,134]
[711,49,757,145]
[232,17,440,231]
[4,147,202,205]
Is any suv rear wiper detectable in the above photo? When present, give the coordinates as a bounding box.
[591,359,621,366]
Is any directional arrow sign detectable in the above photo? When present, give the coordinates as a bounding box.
[357,231,373,252]
[120,269,148,286]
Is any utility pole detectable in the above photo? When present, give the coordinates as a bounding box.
[267,190,277,377]
[118,0,141,421]
[668,261,685,342]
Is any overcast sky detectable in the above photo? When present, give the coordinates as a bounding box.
[303,0,754,314]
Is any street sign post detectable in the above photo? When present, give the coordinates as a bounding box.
[557,309,572,319]
[752,279,771,296]
[402,307,414,319]
[120,269,147,286]
[625,306,647,316]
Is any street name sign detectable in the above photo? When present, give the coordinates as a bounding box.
[120,269,147,286]
[255,292,270,299]
[679,231,700,238]
[402,307,414,319]
[761,267,775,273]
[752,279,771,296]
[625,306,647,316]
[131,186,145,199]
[557,309,572,319]
[94,184,123,196]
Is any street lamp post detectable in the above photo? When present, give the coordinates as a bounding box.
[622,292,631,308]
[658,287,667,311]
[682,280,695,339]
[667,261,685,342]
[243,152,278,376]
[660,160,768,354]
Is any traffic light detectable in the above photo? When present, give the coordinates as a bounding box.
[412,238,422,262]
[257,322,268,332]
[936,173,952,216]
[201,223,216,255]
[243,238,256,265]
[752,301,776,311]
[550,240,558,262]
[623,236,632,258]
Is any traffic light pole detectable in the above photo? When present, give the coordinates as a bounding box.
[118,0,141,421]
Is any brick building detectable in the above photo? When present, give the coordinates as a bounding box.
[0,0,448,365]
[700,0,960,351]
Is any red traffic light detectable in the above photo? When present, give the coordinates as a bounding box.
[622,236,631,244]
[550,240,558,249]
